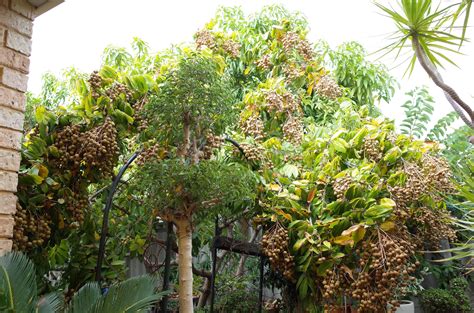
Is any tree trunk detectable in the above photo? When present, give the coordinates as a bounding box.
[176,217,194,313]
[412,36,474,129]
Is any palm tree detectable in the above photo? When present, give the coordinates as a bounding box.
[376,0,474,130]
[0,251,63,312]
[0,251,169,313]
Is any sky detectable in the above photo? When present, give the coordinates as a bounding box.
[29,0,473,126]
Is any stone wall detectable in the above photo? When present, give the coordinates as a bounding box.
[0,0,34,254]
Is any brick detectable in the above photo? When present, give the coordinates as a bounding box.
[10,0,35,20]
[0,215,13,238]
[0,128,21,150]
[0,239,12,254]
[0,192,16,215]
[0,66,29,92]
[0,47,30,73]
[0,170,17,192]
[0,6,33,37]
[0,148,20,171]
[0,107,24,130]
[0,25,5,43]
[6,30,32,56]
[0,86,26,111]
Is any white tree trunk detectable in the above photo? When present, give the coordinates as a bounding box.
[176,217,194,313]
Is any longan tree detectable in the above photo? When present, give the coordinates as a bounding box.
[134,49,256,313]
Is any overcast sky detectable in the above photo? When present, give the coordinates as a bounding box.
[29,0,473,125]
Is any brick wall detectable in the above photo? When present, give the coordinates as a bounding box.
[0,0,34,254]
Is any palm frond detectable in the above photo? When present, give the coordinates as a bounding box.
[94,276,161,313]
[36,292,63,313]
[0,251,37,312]
[65,282,101,313]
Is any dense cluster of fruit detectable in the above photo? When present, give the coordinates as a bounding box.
[412,206,457,249]
[363,138,382,162]
[65,194,88,227]
[13,203,51,251]
[240,114,265,141]
[261,223,295,282]
[88,71,103,98]
[194,29,217,50]
[56,118,118,177]
[282,117,303,144]
[136,143,162,166]
[106,82,133,102]
[202,133,223,159]
[82,118,119,176]
[333,176,353,200]
[256,54,271,69]
[280,31,313,61]
[265,91,300,115]
[222,39,241,58]
[238,143,264,163]
[350,230,418,312]
[283,65,300,82]
[315,75,342,100]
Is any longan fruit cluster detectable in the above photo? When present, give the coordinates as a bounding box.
[13,203,51,251]
[238,143,264,163]
[195,29,216,50]
[283,65,300,82]
[202,134,223,159]
[422,155,455,194]
[281,31,313,60]
[351,231,418,312]
[281,31,300,54]
[106,83,133,102]
[65,194,88,227]
[411,207,456,249]
[333,176,353,200]
[363,138,382,162]
[265,91,285,114]
[240,114,265,141]
[261,224,295,282]
[282,117,303,144]
[56,124,84,169]
[88,71,103,98]
[222,39,241,58]
[81,118,119,177]
[282,93,300,114]
[136,143,162,166]
[256,54,272,70]
[315,75,342,100]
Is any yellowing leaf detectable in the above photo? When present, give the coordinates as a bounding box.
[333,235,354,246]
[380,221,395,231]
[268,183,280,191]
[307,188,316,203]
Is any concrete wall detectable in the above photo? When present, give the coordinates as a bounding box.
[0,0,34,254]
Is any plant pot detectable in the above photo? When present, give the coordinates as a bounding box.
[393,300,415,313]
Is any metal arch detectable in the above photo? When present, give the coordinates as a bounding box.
[95,151,140,282]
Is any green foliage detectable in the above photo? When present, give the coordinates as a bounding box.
[259,106,456,309]
[400,86,459,140]
[319,41,397,109]
[134,159,256,219]
[427,111,458,142]
[420,277,472,313]
[144,49,235,144]
[400,86,434,138]
[0,252,63,313]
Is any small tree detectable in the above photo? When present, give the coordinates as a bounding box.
[134,49,256,312]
